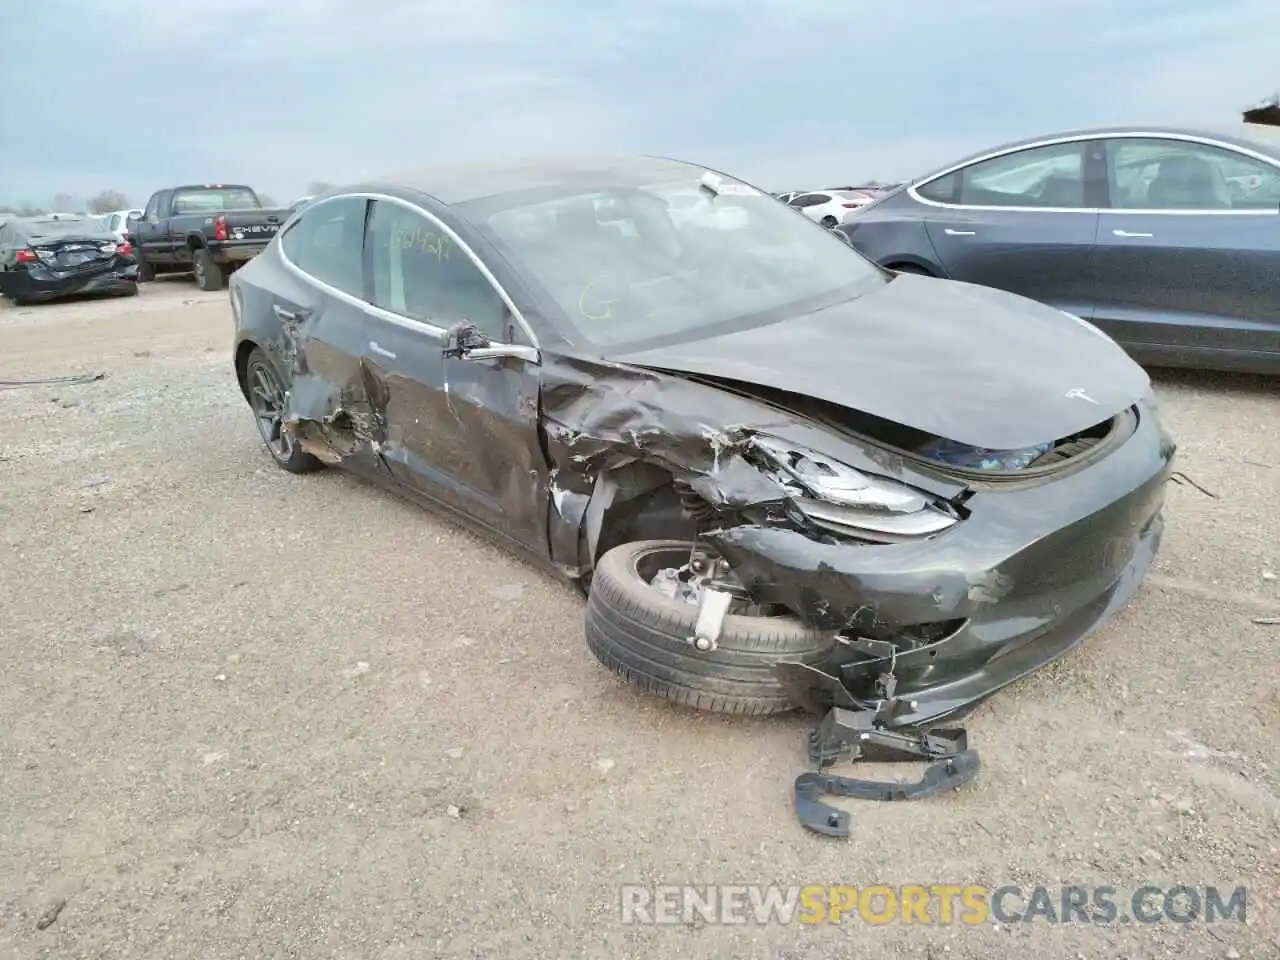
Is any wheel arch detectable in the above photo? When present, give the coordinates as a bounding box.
[881,257,940,276]
[548,461,700,583]
[233,336,261,401]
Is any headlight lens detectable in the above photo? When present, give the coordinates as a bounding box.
[752,436,959,541]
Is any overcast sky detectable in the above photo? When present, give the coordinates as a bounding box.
[2,0,1276,208]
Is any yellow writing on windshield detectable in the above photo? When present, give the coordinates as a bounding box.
[578,277,619,321]
[392,226,450,261]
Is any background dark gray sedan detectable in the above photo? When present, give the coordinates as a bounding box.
[838,124,1280,374]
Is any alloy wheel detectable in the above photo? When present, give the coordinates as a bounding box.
[247,359,294,461]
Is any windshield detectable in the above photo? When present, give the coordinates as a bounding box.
[471,174,882,348]
[21,218,103,238]
[171,187,260,214]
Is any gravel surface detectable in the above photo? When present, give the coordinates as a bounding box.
[1,282,1277,959]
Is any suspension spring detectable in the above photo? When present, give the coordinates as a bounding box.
[675,481,717,522]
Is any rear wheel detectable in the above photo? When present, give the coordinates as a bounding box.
[192,248,226,291]
[244,347,323,474]
[820,215,838,228]
[585,540,835,715]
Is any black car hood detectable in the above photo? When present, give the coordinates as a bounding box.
[611,274,1151,451]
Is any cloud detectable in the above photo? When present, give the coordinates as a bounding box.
[1,0,1275,206]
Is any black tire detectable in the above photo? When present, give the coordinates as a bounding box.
[135,254,155,283]
[244,347,324,474]
[585,540,835,716]
[820,215,838,228]
[193,248,226,291]
[888,263,934,276]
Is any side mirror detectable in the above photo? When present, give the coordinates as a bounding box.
[442,321,490,358]
[442,320,539,364]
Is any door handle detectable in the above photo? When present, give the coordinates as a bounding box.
[272,304,312,323]
[369,340,397,360]
[1112,229,1153,238]
[943,228,976,236]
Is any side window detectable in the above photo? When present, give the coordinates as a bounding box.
[280,196,367,296]
[1109,138,1280,210]
[956,142,1086,208]
[143,195,159,219]
[917,171,958,203]
[366,200,507,339]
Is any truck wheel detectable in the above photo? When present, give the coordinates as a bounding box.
[584,540,835,716]
[192,249,225,291]
[135,254,155,282]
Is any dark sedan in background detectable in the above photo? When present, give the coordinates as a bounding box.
[0,214,139,304]
[838,124,1280,374]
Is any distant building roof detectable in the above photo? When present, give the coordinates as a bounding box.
[1243,95,1280,126]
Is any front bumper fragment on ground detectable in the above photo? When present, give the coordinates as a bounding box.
[795,750,981,837]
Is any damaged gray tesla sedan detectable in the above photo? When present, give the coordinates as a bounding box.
[229,155,1176,725]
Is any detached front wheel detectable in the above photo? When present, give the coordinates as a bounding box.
[585,540,834,715]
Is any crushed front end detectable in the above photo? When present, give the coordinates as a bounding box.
[706,395,1174,728]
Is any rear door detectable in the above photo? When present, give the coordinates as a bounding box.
[915,138,1105,316]
[272,195,385,475]
[1093,135,1280,366]
[358,197,547,553]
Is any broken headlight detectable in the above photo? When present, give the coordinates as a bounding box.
[752,436,958,541]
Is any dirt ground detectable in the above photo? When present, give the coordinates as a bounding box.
[1,280,1277,959]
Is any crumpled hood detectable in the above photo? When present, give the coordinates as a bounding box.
[611,274,1151,451]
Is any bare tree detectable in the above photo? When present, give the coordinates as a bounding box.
[51,193,80,213]
[307,181,334,195]
[258,193,277,207]
[87,189,131,214]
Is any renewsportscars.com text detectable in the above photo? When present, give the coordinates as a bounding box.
[619,884,1248,926]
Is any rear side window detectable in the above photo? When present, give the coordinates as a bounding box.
[280,196,368,297]
[917,172,958,203]
[956,142,1086,208]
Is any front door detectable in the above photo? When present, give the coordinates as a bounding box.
[916,138,1105,317]
[360,197,547,554]
[1093,136,1280,365]
[136,192,170,264]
